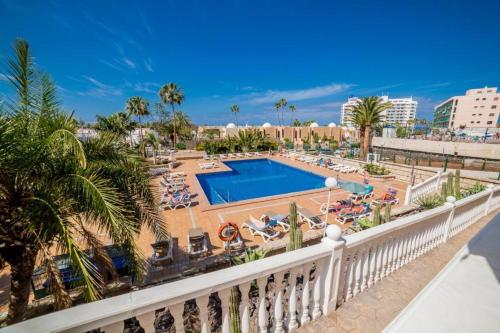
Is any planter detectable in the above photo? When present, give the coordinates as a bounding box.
[368,173,395,180]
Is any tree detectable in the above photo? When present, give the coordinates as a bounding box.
[288,104,296,126]
[230,104,239,127]
[0,39,166,324]
[349,97,392,160]
[126,96,150,146]
[139,131,161,164]
[94,113,128,138]
[292,119,301,127]
[159,83,184,148]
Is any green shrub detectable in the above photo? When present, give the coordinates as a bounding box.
[463,181,486,197]
[363,163,389,176]
[357,217,374,230]
[175,142,187,150]
[417,193,444,210]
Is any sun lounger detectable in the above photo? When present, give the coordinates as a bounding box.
[254,151,262,156]
[241,216,280,242]
[236,153,244,158]
[219,154,228,159]
[228,153,236,158]
[336,204,371,224]
[199,162,218,169]
[161,191,192,210]
[330,164,345,171]
[262,211,290,232]
[297,208,327,229]
[371,188,399,206]
[320,199,354,214]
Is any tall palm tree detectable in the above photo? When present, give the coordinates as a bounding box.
[349,96,392,160]
[230,104,239,127]
[274,101,282,126]
[288,104,296,126]
[159,83,184,148]
[278,98,287,126]
[125,96,150,144]
[0,39,166,324]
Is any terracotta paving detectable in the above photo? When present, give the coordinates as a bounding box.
[296,209,497,333]
[149,155,408,258]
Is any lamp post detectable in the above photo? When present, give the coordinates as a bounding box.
[323,177,338,237]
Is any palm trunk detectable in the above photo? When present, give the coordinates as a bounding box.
[139,116,146,157]
[363,125,371,162]
[358,127,365,160]
[5,247,37,324]
[172,105,177,149]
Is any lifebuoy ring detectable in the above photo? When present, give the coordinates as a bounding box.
[218,222,239,242]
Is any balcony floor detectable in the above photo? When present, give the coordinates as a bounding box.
[296,209,497,333]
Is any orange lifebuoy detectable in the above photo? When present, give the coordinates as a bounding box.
[218,222,239,242]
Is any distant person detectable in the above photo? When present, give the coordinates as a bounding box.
[363,171,369,185]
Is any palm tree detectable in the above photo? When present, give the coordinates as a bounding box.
[94,112,129,138]
[159,83,184,148]
[139,131,161,164]
[0,39,166,324]
[349,97,392,160]
[288,104,296,126]
[230,104,239,127]
[274,101,282,126]
[126,96,150,145]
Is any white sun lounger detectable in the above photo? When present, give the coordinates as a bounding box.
[241,216,280,243]
[236,153,244,158]
[228,153,236,158]
[199,162,218,169]
[254,151,262,156]
[297,208,327,229]
[245,152,253,157]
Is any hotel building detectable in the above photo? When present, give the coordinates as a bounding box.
[433,87,500,129]
[341,96,417,127]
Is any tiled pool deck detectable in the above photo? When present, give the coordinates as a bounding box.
[150,155,408,259]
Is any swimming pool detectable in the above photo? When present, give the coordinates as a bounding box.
[196,159,326,204]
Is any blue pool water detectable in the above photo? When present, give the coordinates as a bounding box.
[197,159,326,204]
[196,159,367,205]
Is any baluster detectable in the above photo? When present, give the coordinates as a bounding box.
[312,260,323,320]
[257,277,268,333]
[380,241,389,279]
[274,271,286,333]
[288,267,300,332]
[170,303,184,333]
[360,249,369,291]
[219,288,231,333]
[416,228,425,257]
[344,253,355,301]
[353,250,362,296]
[196,295,210,333]
[101,321,123,333]
[136,311,156,333]
[397,234,406,269]
[239,282,251,333]
[374,242,383,283]
[392,236,401,271]
[386,239,395,275]
[405,232,415,264]
[300,263,312,325]
[368,244,377,288]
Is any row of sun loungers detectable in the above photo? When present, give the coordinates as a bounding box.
[282,151,359,173]
[241,208,327,243]
[203,151,264,161]
[159,173,193,209]
[199,161,219,169]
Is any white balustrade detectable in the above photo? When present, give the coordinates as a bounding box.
[5,186,500,333]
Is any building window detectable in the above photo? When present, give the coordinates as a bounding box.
[492,105,497,109]
[472,114,476,116]
[487,121,493,125]
[479,113,482,116]
[470,121,474,124]
[489,113,495,116]
[482,98,486,100]
[475,98,479,101]
[474,106,478,108]
[494,97,499,101]
[476,121,480,124]
[480,106,484,108]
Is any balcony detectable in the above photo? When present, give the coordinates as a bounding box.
[3,182,500,333]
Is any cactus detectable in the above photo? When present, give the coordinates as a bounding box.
[441,182,447,200]
[455,169,461,199]
[230,288,240,333]
[372,204,382,226]
[383,203,391,223]
[447,173,454,197]
[286,202,303,252]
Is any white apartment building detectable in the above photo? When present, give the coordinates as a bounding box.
[341,96,417,127]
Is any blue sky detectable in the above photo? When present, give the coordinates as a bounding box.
[1,0,499,125]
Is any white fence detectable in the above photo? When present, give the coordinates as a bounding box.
[4,186,500,333]
[404,170,450,205]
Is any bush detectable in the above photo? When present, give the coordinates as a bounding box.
[462,181,486,197]
[416,193,444,210]
[363,163,390,176]
[176,142,187,150]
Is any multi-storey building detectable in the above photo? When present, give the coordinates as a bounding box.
[433,87,500,129]
[341,96,417,127]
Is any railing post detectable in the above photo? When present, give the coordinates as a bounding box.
[320,225,346,315]
[404,184,412,205]
[435,170,443,191]
[485,184,495,216]
[443,196,456,243]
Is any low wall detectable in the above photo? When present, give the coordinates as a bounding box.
[372,137,500,160]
